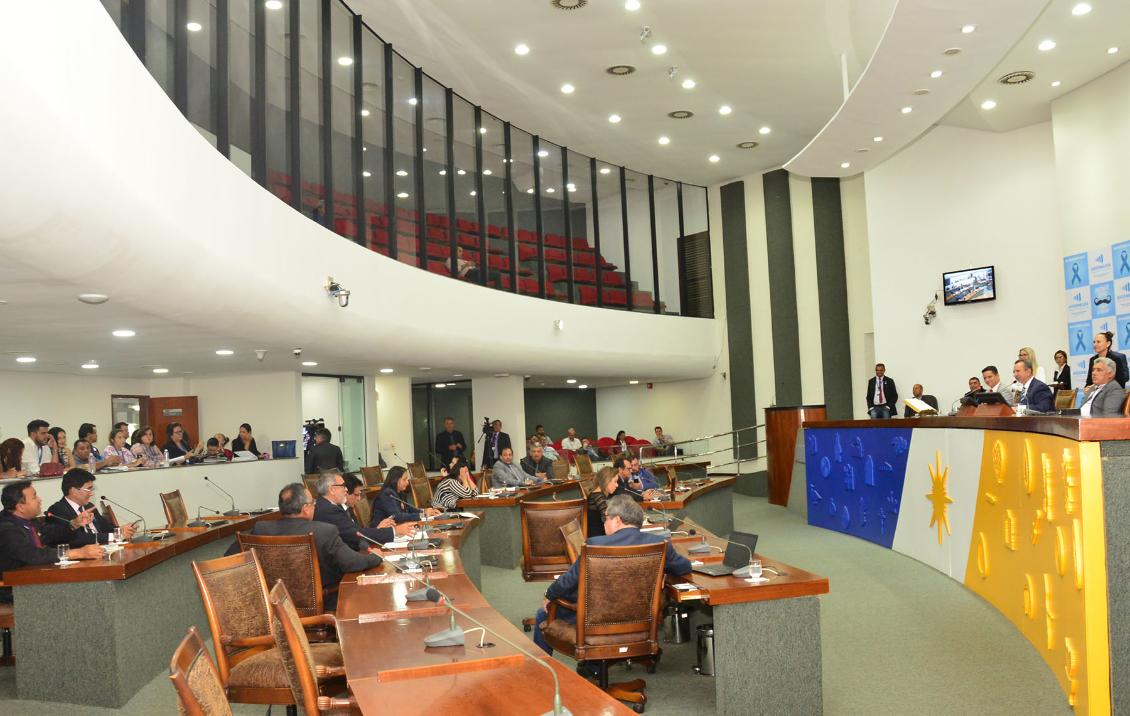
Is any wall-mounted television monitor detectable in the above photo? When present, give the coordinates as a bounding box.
[943,265,996,306]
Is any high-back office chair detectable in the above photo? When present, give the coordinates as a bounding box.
[99,501,119,528]
[160,490,189,528]
[359,466,383,491]
[921,395,940,411]
[478,468,492,493]
[408,461,428,482]
[1055,389,1079,410]
[302,474,322,497]
[541,542,668,710]
[551,458,570,481]
[1123,390,1130,416]
[577,474,597,499]
[267,581,354,714]
[351,496,372,530]
[408,474,434,509]
[238,532,326,617]
[519,498,587,581]
[574,452,594,476]
[169,626,235,716]
[559,519,584,563]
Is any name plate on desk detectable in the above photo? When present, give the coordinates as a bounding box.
[357,571,449,586]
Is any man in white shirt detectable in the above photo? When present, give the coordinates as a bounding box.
[559,428,582,452]
[981,365,1016,407]
[652,426,675,456]
[21,420,53,477]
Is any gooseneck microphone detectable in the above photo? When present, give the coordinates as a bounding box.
[203,475,240,516]
[99,495,149,543]
[189,506,224,528]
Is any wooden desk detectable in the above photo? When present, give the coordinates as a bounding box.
[3,512,277,708]
[643,476,736,538]
[455,482,582,568]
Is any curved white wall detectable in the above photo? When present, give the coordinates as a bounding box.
[0,4,719,381]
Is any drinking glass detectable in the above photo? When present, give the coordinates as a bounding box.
[750,559,763,580]
[56,544,70,564]
[113,528,123,544]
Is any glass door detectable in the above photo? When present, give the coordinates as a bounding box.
[338,377,367,471]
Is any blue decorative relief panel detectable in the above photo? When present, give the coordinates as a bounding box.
[803,427,913,548]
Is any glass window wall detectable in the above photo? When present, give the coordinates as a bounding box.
[595,163,627,309]
[329,1,355,242]
[391,53,418,267]
[510,127,538,298]
[359,30,387,255]
[450,96,480,284]
[185,0,217,148]
[567,150,593,305]
[538,140,566,302]
[420,75,448,277]
[298,0,322,219]
[481,113,510,290]
[263,0,290,204]
[228,0,254,177]
[624,169,655,312]
[654,177,680,315]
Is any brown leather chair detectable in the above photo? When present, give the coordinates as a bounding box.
[268,580,358,714]
[408,474,433,510]
[577,474,597,499]
[478,468,492,493]
[519,498,587,581]
[1123,390,1130,416]
[160,489,189,528]
[541,542,667,709]
[99,501,119,528]
[169,626,234,716]
[574,452,594,476]
[551,458,570,481]
[559,519,584,563]
[238,532,326,617]
[351,495,372,529]
[408,461,428,482]
[302,474,322,497]
[191,550,339,709]
[1055,389,1079,410]
[359,465,383,491]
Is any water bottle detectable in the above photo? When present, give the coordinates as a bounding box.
[163,449,170,467]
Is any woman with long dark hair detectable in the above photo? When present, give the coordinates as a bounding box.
[369,465,441,526]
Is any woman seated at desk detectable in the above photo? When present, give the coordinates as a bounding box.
[105,428,144,468]
[131,426,163,467]
[230,423,261,458]
[162,422,201,461]
[0,438,26,478]
[586,466,621,538]
[369,465,441,526]
[432,459,479,510]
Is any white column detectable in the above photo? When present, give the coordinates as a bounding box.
[471,375,526,463]
[374,375,414,463]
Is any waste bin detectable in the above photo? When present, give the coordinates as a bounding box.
[695,623,716,676]
[664,604,692,643]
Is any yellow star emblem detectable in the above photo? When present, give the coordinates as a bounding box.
[926,450,954,545]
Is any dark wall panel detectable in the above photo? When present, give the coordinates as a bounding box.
[811,178,853,419]
[719,181,758,458]
[523,389,597,443]
[763,169,802,406]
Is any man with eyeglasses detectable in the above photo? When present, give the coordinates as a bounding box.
[312,471,412,552]
[42,468,136,546]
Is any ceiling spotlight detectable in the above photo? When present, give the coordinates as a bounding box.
[1109,47,1120,55]
[841,162,851,169]
[215,349,234,356]
[537,149,550,158]
[396,192,409,198]
[483,169,493,175]
[408,97,418,105]
[469,190,477,196]
[457,169,467,175]
[81,362,99,370]
[560,83,575,94]
[1038,39,1057,51]
[625,0,640,9]
[76,293,109,305]
[379,368,395,373]
[980,99,997,110]
[629,380,639,385]
[514,43,530,55]
[758,126,771,135]
[337,56,353,66]
[445,382,456,387]
[360,108,370,117]
[546,187,556,193]
[1072,3,1092,16]
[658,136,670,145]
[439,169,447,176]
[265,0,283,9]
[152,368,169,374]
[566,183,576,192]
[1051,80,1062,87]
[873,136,884,142]
[901,106,913,114]
[681,78,696,89]
[302,361,318,367]
[396,169,407,176]
[578,384,588,389]
[600,167,612,174]
[362,170,372,178]
[479,127,487,134]
[434,383,446,388]
[608,113,622,123]
[566,379,577,384]
[112,329,136,337]
[526,188,535,193]
[453,373,463,377]
[186,21,202,32]
[708,154,720,163]
[651,44,667,56]
[718,105,732,115]
[960,24,976,34]
[16,356,36,364]
[930,70,943,78]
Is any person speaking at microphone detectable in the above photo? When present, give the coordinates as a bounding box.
[0,480,103,603]
[41,468,137,546]
[369,466,440,527]
[533,495,691,659]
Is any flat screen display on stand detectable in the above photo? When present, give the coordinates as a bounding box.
[943,266,996,306]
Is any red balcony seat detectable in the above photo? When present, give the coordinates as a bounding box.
[602,271,625,287]
[458,233,480,250]
[427,261,451,277]
[426,213,448,228]
[518,245,538,262]
[544,248,567,263]
[456,218,478,233]
[517,229,537,244]
[487,224,504,238]
[544,234,566,248]
[333,219,356,237]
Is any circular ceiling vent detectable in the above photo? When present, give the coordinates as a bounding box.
[606,65,636,76]
[943,47,962,56]
[551,0,587,9]
[668,110,694,119]
[736,141,759,149]
[999,70,1035,85]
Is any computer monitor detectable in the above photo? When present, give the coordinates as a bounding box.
[969,391,1009,406]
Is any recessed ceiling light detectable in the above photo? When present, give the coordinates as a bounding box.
[840,162,851,169]
[578,384,588,389]
[537,149,549,158]
[566,379,577,384]
[1072,3,1092,16]
[453,374,463,377]
[439,170,447,175]
[445,382,456,387]
[396,192,409,198]
[629,380,639,385]
[215,349,234,356]
[16,356,36,364]
[112,329,135,337]
[1109,47,1120,55]
[600,167,612,174]
[360,108,370,117]
[1051,80,1062,87]
[1038,39,1057,51]
[901,106,913,114]
[873,136,884,142]
[302,361,318,367]
[483,169,493,176]
[514,43,530,56]
[396,169,407,176]
[607,113,623,124]
[457,169,467,175]
[408,97,418,105]
[76,293,109,305]
[625,0,640,9]
[265,0,283,9]
[566,183,576,192]
[718,105,732,115]
[479,127,487,134]
[526,188,535,193]
[856,148,870,153]
[681,78,696,89]
[81,362,99,370]
[337,56,353,66]
[961,24,976,34]
[186,21,202,32]
[434,382,446,388]
[546,187,556,193]
[658,136,670,145]
[152,368,169,374]
[708,154,720,163]
[980,99,997,110]
[362,170,372,178]
[379,368,394,373]
[560,83,575,94]
[758,126,771,135]
[420,366,432,371]
[469,190,477,196]
[930,70,943,79]
[651,44,667,55]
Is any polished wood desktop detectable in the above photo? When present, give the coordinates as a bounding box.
[642,476,736,537]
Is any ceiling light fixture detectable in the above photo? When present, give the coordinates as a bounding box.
[651,44,667,56]
[396,192,409,198]
[1072,3,1092,16]
[961,24,976,34]
[457,169,467,175]
[434,383,446,388]
[302,361,318,367]
[362,170,372,177]
[578,384,588,389]
[537,149,550,158]
[526,188,535,193]
[600,167,612,174]
[408,97,418,105]
[625,0,640,10]
[1038,39,1057,51]
[930,70,943,79]
[77,293,109,304]
[546,187,556,193]
[337,56,353,66]
[396,169,407,176]
[1109,47,1120,55]
[718,105,732,115]
[560,83,575,94]
[360,108,370,117]
[873,136,884,142]
[608,113,621,123]
[152,368,169,374]
[980,99,997,110]
[469,191,477,196]
[566,183,576,192]
[439,169,446,175]
[758,126,771,135]
[82,362,99,370]
[566,378,577,384]
[708,154,720,163]
[1051,80,1062,87]
[658,136,670,145]
[483,169,493,175]
[112,329,136,337]
[16,356,36,364]
[681,78,695,89]
[265,0,283,9]
[514,43,530,55]
[379,368,394,373]
[186,21,202,32]
[479,127,487,134]
[215,349,234,356]
[901,106,913,114]
[841,162,851,169]
[629,380,639,385]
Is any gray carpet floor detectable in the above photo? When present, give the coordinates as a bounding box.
[0,495,1071,715]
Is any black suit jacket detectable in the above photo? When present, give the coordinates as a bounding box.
[545,527,692,605]
[520,455,554,479]
[435,430,466,461]
[305,441,344,474]
[866,376,898,412]
[1087,351,1130,388]
[312,496,393,551]
[41,498,116,547]
[0,511,58,602]
[1020,377,1055,413]
[1053,365,1072,391]
[484,431,512,468]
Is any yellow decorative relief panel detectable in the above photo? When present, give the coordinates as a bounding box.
[964,433,1110,715]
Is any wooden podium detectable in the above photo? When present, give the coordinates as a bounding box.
[766,405,827,506]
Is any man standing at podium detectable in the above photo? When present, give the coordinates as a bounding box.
[866,363,898,419]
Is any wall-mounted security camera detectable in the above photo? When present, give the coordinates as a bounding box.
[325,276,351,308]
[639,26,652,43]
[923,292,938,326]
[254,349,267,362]
[293,348,303,357]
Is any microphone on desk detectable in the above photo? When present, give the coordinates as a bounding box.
[357,531,438,601]
[203,475,241,516]
[393,452,410,466]
[188,506,224,527]
[99,495,149,543]
[691,537,766,578]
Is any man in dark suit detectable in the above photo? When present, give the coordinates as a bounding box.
[520,444,554,483]
[0,481,102,602]
[533,495,692,656]
[435,417,466,464]
[304,428,344,474]
[1013,359,1054,413]
[312,471,409,551]
[225,482,380,610]
[866,363,899,419]
[484,420,511,469]
[41,468,137,546]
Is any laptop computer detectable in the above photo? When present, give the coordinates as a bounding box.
[691,531,759,577]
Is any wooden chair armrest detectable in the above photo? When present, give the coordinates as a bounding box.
[299,614,337,628]
[224,634,274,648]
[315,664,346,679]
[551,598,576,611]
[318,695,358,712]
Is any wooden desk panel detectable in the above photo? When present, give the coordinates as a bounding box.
[646,476,737,510]
[337,573,489,620]
[804,415,1130,442]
